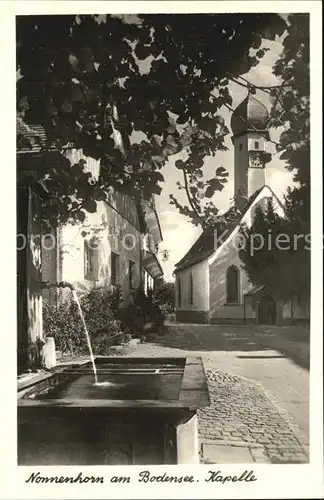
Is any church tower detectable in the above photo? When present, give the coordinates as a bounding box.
[230,94,271,211]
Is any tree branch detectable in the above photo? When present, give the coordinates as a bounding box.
[182,167,205,224]
[226,73,288,115]
[226,73,291,91]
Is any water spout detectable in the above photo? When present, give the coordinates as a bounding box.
[39,281,98,384]
[70,289,98,384]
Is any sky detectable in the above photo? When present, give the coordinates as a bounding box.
[154,37,295,281]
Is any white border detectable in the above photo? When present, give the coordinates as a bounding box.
[0,2,322,499]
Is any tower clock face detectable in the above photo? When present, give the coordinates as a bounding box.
[249,152,264,169]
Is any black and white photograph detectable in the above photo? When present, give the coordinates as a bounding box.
[1,0,323,498]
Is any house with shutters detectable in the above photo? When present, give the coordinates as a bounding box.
[173,94,310,326]
[17,120,163,373]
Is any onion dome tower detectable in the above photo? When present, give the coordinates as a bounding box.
[230,93,272,210]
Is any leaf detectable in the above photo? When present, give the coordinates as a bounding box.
[205,178,224,198]
[256,49,265,59]
[135,44,152,60]
[71,85,85,103]
[77,210,86,223]
[176,113,189,125]
[175,159,185,170]
[150,42,162,58]
[252,34,262,49]
[83,199,97,213]
[61,100,73,113]
[279,150,290,160]
[68,53,80,72]
[248,56,259,68]
[216,166,227,176]
[151,171,165,182]
[205,185,215,198]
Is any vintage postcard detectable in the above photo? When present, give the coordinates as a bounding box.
[0,1,323,499]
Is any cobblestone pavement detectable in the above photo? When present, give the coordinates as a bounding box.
[120,325,309,464]
[149,323,310,444]
[198,370,308,464]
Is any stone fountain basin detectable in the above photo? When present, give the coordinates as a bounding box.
[18,356,209,408]
[17,357,210,465]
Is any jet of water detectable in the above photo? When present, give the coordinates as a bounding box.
[71,290,98,384]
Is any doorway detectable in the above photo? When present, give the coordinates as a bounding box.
[257,296,277,325]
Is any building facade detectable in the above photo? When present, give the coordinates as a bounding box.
[17,127,163,373]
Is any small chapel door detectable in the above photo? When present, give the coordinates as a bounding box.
[257,296,277,325]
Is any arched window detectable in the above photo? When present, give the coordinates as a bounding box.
[226,266,240,304]
[189,272,193,305]
[177,278,182,307]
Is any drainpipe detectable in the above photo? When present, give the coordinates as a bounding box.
[290,297,294,326]
[256,300,259,325]
[243,295,246,325]
[139,234,144,290]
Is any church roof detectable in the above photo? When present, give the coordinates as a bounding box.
[174,225,225,272]
[174,188,264,273]
[231,94,269,137]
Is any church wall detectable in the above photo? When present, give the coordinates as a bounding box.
[247,168,266,199]
[247,132,266,151]
[208,187,284,325]
[208,242,255,324]
[282,298,310,325]
[247,132,266,197]
[175,260,210,324]
[234,134,248,197]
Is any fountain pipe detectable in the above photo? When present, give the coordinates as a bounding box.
[39,280,75,290]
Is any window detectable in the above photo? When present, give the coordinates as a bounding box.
[177,278,182,307]
[128,260,136,289]
[254,141,259,150]
[239,144,243,151]
[111,252,120,285]
[189,273,193,305]
[226,266,240,304]
[84,238,98,280]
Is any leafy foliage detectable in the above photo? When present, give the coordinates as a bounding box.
[43,287,125,355]
[239,14,310,304]
[239,198,310,303]
[268,13,310,187]
[119,287,166,336]
[17,14,287,226]
[153,277,175,313]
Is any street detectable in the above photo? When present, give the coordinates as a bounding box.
[122,323,309,462]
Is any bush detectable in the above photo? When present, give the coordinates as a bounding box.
[119,287,166,337]
[153,278,175,313]
[43,286,125,356]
